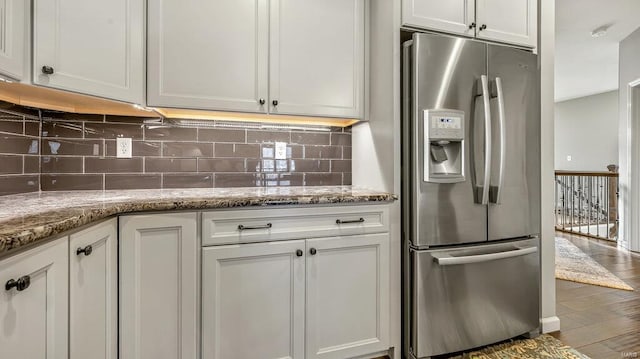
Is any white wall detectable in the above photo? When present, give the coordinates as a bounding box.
[619,27,640,251]
[555,90,618,171]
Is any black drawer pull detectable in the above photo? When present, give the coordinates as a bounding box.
[296,249,303,257]
[76,245,93,256]
[238,223,272,231]
[5,275,31,292]
[336,218,365,224]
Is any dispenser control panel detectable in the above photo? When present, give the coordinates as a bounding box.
[426,110,465,140]
[423,109,465,183]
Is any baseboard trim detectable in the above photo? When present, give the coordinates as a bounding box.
[541,316,561,333]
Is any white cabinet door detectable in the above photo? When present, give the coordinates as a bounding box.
[120,213,199,359]
[269,0,364,118]
[147,0,269,113]
[402,0,475,37]
[202,240,305,359]
[33,0,144,103]
[0,0,25,80]
[69,219,117,359]
[476,0,537,47]
[0,238,68,359]
[306,233,389,359]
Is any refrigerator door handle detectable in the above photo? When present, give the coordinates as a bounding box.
[432,246,537,266]
[480,75,492,205]
[493,77,506,204]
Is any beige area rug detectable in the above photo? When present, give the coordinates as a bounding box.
[555,237,634,291]
[447,334,589,359]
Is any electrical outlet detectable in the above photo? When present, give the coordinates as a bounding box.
[117,137,132,158]
[275,142,287,160]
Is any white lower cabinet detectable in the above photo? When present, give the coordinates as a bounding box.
[202,240,306,359]
[306,234,389,359]
[202,232,390,359]
[119,213,199,359]
[69,219,118,359]
[0,238,69,359]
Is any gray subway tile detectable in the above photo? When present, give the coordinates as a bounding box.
[330,132,351,146]
[25,122,40,137]
[291,131,330,145]
[163,142,214,157]
[24,156,40,174]
[343,172,352,185]
[214,143,260,158]
[41,174,103,191]
[0,135,39,155]
[105,174,162,190]
[247,130,290,143]
[42,121,84,138]
[43,139,102,156]
[304,173,342,186]
[146,158,197,172]
[0,120,24,135]
[331,160,351,172]
[198,158,246,172]
[305,146,342,159]
[343,146,351,159]
[214,173,261,188]
[198,128,245,142]
[290,159,330,172]
[40,156,83,173]
[84,122,143,139]
[85,157,143,173]
[145,126,197,141]
[43,112,104,122]
[0,175,40,195]
[163,173,213,188]
[0,155,22,174]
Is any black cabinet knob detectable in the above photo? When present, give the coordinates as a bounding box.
[468,22,476,29]
[259,98,266,105]
[310,248,317,255]
[296,249,303,257]
[41,66,54,75]
[5,275,31,292]
[479,24,487,31]
[77,245,93,256]
[272,100,279,106]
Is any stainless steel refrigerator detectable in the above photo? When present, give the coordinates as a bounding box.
[402,32,541,359]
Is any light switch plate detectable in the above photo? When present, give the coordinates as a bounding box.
[275,142,287,160]
[117,137,132,158]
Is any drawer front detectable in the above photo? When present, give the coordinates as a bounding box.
[202,205,389,246]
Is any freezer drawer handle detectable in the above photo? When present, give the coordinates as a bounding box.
[237,223,272,231]
[433,246,537,266]
[336,218,365,224]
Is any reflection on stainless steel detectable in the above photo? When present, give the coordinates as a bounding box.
[402,32,541,359]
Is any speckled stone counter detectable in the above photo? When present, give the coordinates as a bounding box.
[0,186,396,257]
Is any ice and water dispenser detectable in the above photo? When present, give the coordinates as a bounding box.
[423,109,465,183]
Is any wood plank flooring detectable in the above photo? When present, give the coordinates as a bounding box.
[550,232,640,358]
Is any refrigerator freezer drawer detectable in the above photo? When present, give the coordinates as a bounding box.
[409,238,540,358]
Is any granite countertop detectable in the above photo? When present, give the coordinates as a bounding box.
[0,186,396,257]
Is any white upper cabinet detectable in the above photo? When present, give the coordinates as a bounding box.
[147,0,269,113]
[403,0,537,48]
[269,0,364,118]
[119,213,199,359]
[476,0,537,48]
[148,0,365,119]
[33,0,145,104]
[0,238,69,359]
[69,219,117,359]
[402,0,475,37]
[0,0,26,80]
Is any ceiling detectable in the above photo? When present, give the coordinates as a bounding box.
[555,0,640,102]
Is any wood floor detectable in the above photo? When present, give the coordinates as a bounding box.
[550,232,640,358]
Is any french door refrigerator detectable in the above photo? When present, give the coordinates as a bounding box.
[402,32,541,359]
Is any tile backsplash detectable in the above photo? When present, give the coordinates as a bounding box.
[0,102,352,194]
[0,105,41,196]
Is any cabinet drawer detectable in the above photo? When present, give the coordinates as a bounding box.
[202,205,389,246]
